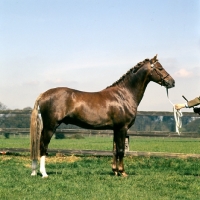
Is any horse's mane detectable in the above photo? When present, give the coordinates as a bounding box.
[107,58,150,88]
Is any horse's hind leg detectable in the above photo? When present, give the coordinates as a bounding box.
[40,155,48,178]
[39,128,54,178]
[31,160,38,176]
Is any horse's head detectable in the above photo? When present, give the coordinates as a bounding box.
[149,55,175,88]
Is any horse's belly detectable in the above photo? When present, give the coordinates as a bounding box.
[66,109,113,130]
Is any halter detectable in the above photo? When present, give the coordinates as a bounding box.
[150,61,170,86]
[151,62,181,134]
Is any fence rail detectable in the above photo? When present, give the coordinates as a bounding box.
[0,128,200,138]
[0,110,198,117]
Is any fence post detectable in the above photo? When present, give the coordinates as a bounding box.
[125,135,129,153]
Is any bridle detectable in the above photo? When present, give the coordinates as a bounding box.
[151,61,182,134]
[150,61,170,86]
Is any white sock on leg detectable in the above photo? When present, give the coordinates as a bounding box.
[40,156,48,178]
[31,159,37,176]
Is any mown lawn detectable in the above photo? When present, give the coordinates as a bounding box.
[1,136,200,199]
[1,154,200,199]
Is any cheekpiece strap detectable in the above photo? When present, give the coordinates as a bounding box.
[150,61,158,68]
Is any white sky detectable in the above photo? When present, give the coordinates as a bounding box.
[0,0,200,111]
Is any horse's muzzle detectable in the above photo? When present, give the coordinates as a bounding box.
[161,78,175,88]
[165,79,175,89]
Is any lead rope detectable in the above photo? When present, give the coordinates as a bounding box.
[166,88,182,135]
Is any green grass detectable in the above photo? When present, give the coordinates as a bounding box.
[1,136,200,199]
[1,135,200,154]
[1,154,200,199]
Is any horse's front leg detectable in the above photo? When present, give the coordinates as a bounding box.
[116,128,128,177]
[118,156,127,177]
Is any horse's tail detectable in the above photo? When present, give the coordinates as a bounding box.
[30,94,43,160]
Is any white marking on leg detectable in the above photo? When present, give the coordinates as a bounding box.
[40,156,48,178]
[31,159,37,176]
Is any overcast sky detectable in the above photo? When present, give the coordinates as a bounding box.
[0,0,199,111]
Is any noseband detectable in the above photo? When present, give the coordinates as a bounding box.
[150,62,169,86]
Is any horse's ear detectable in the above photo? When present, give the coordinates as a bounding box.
[151,54,158,63]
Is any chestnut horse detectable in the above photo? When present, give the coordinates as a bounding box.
[30,55,175,177]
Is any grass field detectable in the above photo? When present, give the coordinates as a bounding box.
[1,154,200,199]
[1,135,200,154]
[1,136,200,199]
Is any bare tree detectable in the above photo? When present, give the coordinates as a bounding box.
[0,102,7,110]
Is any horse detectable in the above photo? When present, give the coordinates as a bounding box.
[30,55,175,177]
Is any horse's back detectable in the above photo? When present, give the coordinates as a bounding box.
[39,87,110,126]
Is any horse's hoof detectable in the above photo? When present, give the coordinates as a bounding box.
[41,172,48,178]
[121,172,128,177]
[40,169,48,178]
[114,171,118,176]
[31,174,37,176]
[31,171,37,176]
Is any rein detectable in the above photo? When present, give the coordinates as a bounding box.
[166,88,182,135]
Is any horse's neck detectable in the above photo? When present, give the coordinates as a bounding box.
[126,68,150,105]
